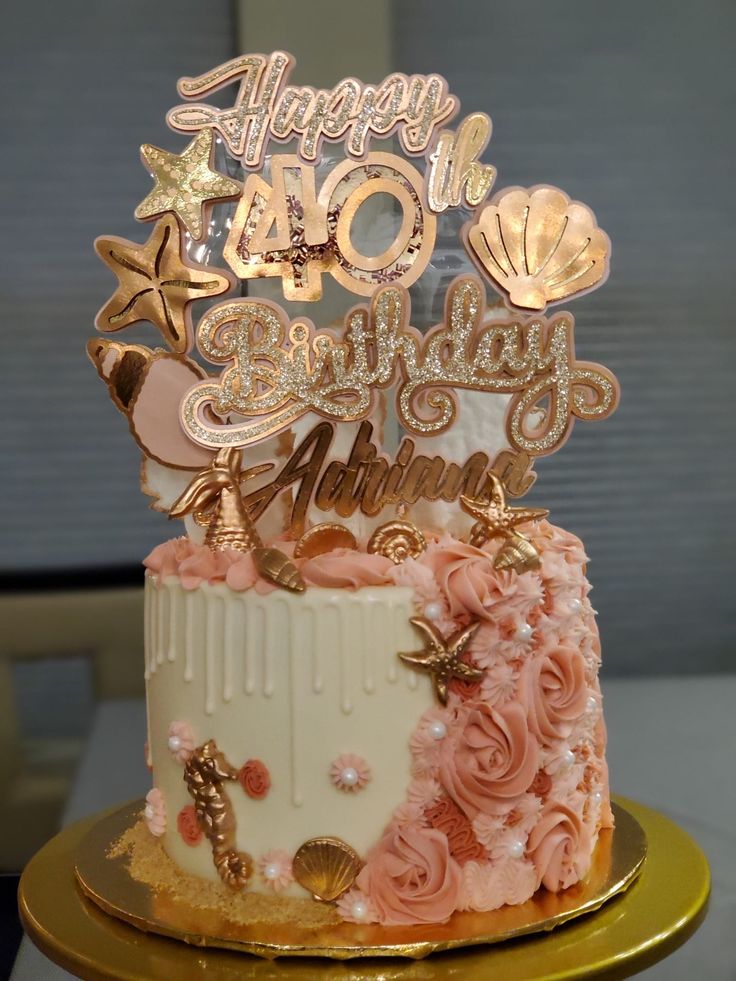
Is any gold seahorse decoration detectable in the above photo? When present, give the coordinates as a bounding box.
[170,446,305,592]
[183,739,252,888]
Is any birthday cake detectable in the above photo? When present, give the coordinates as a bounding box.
[90,52,619,931]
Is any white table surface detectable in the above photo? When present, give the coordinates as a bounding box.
[13,676,736,980]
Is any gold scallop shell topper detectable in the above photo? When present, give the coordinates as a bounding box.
[463,185,610,311]
[294,523,358,559]
[292,837,363,902]
[367,520,427,564]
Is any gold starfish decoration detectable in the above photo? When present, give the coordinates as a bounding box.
[460,473,548,547]
[134,129,241,240]
[398,618,483,705]
[94,216,233,353]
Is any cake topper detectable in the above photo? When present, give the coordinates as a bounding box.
[94,215,233,354]
[89,51,619,564]
[134,130,241,241]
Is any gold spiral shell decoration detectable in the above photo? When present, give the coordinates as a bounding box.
[293,523,358,559]
[464,185,610,311]
[493,533,541,574]
[252,547,305,592]
[292,837,363,902]
[367,520,427,564]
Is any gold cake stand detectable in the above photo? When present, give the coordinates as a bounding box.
[19,795,709,980]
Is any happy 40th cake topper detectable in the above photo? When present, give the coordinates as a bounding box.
[89,50,619,555]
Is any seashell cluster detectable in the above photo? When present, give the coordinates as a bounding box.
[367,520,427,564]
[292,836,363,902]
[464,186,610,311]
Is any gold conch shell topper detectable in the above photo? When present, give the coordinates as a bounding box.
[170,448,305,593]
[464,186,610,312]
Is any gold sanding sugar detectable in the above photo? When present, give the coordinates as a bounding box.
[108,818,341,929]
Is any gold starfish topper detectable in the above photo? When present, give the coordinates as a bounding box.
[94,215,232,353]
[134,129,241,240]
[398,618,483,705]
[460,473,549,574]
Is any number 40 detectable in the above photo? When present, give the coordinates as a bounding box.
[223,152,436,301]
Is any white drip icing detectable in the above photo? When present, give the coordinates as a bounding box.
[386,599,399,683]
[263,604,275,697]
[144,579,152,681]
[338,602,353,715]
[287,604,303,807]
[222,598,234,703]
[166,582,177,662]
[304,610,325,695]
[156,585,166,666]
[243,602,257,694]
[184,589,194,682]
[362,602,375,694]
[204,592,219,715]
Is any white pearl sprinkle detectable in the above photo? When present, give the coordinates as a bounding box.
[167,735,182,752]
[593,790,603,805]
[351,901,368,921]
[586,696,598,714]
[508,839,525,859]
[569,598,583,614]
[563,749,576,767]
[264,863,280,880]
[424,601,443,621]
[517,622,533,641]
[340,767,359,787]
[428,721,447,741]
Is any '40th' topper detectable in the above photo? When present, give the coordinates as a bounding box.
[89,50,618,541]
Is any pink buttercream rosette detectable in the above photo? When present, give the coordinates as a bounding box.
[356,824,462,926]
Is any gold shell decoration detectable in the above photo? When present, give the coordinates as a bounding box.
[294,523,358,559]
[252,547,305,593]
[464,186,610,311]
[493,533,541,574]
[292,837,363,902]
[367,520,427,564]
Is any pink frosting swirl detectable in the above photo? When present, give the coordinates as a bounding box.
[439,702,539,819]
[299,548,394,588]
[356,824,462,925]
[527,802,591,890]
[422,539,505,621]
[144,537,197,580]
[526,645,587,744]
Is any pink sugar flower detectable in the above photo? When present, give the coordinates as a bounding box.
[480,659,521,706]
[330,753,371,792]
[409,704,456,778]
[336,886,379,924]
[258,849,293,893]
[144,787,166,837]
[167,720,195,764]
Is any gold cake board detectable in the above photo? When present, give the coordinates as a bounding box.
[19,795,708,979]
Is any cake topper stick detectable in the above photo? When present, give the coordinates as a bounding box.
[170,449,305,592]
